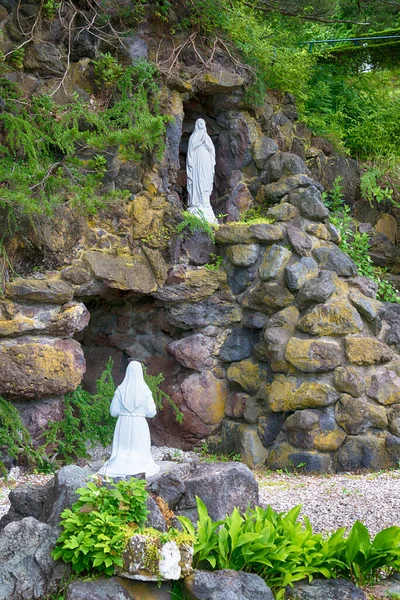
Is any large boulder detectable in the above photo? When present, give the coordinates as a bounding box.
[0,336,85,398]
[0,300,90,338]
[183,569,273,600]
[176,462,259,522]
[83,250,159,293]
[65,578,171,599]
[0,517,68,600]
[285,578,366,599]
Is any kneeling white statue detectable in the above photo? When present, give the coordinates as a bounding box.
[186,118,218,225]
[98,361,160,479]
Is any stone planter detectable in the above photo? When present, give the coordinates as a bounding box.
[117,533,193,581]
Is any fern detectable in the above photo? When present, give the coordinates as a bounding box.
[176,210,216,242]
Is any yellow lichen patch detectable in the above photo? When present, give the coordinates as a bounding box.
[345,337,393,365]
[0,317,35,337]
[227,359,268,395]
[297,300,363,336]
[260,374,297,411]
[314,430,346,452]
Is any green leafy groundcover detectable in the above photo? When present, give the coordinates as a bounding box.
[53,477,149,575]
[179,497,400,598]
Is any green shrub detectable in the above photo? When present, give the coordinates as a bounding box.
[360,167,397,207]
[39,358,117,464]
[336,520,400,586]
[53,477,149,575]
[179,497,400,597]
[0,59,168,222]
[0,397,39,477]
[325,183,400,304]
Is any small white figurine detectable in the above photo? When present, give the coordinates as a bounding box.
[98,361,160,478]
[186,118,218,224]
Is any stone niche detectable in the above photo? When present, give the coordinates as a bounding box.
[1,77,400,473]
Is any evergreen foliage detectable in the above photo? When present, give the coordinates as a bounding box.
[0,58,169,222]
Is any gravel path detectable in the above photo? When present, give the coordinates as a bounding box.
[257,469,400,537]
[1,461,400,539]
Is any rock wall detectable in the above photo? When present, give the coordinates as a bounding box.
[1,0,400,473]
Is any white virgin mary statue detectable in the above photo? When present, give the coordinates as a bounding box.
[186,118,218,225]
[98,361,160,478]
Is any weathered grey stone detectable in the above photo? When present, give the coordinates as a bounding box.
[221,421,268,468]
[367,370,400,405]
[382,304,400,352]
[154,267,226,302]
[285,578,367,600]
[261,174,323,203]
[296,271,337,308]
[0,478,55,530]
[305,223,331,240]
[48,465,93,526]
[0,517,68,600]
[335,394,387,435]
[226,244,260,267]
[242,311,268,330]
[183,569,273,600]
[286,408,344,451]
[297,300,363,336]
[267,443,333,473]
[166,295,242,329]
[0,300,90,339]
[338,435,390,471]
[61,265,91,285]
[289,186,329,221]
[83,250,158,293]
[348,276,378,298]
[253,137,278,169]
[349,291,383,324]
[176,463,259,522]
[262,306,299,372]
[219,327,259,362]
[227,264,257,294]
[266,202,298,222]
[267,151,309,182]
[259,245,292,281]
[226,359,270,395]
[257,412,286,447]
[326,222,341,243]
[215,224,283,244]
[285,257,319,291]
[145,496,168,533]
[249,223,285,243]
[167,334,216,370]
[241,282,295,313]
[291,381,339,410]
[286,226,313,257]
[243,397,265,424]
[333,366,365,398]
[285,338,343,372]
[225,392,248,418]
[388,405,400,437]
[5,278,73,304]
[118,533,192,581]
[65,578,135,600]
[313,246,358,277]
[0,336,85,398]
